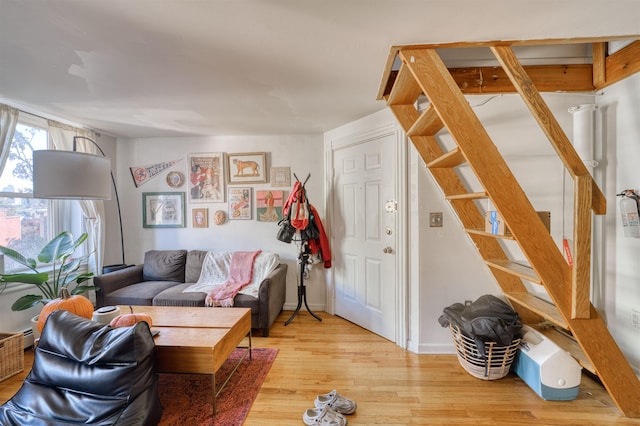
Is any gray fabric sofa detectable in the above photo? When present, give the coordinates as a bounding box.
[93,249,287,337]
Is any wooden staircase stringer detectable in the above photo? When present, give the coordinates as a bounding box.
[490,45,606,216]
[395,47,640,418]
[387,104,530,298]
[399,48,572,303]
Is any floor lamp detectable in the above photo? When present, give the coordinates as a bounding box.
[33,136,126,270]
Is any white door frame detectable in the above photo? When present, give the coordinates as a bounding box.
[324,122,408,348]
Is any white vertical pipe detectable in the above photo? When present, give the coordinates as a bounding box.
[568,103,599,305]
[568,104,598,171]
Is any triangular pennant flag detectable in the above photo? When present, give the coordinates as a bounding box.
[130,159,182,187]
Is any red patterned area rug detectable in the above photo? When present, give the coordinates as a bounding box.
[157,347,278,426]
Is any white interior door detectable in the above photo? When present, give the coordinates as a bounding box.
[332,132,398,341]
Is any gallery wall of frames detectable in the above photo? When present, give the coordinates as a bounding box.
[131,152,292,229]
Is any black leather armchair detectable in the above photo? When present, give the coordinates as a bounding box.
[0,310,162,425]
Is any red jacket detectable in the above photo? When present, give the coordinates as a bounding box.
[282,182,331,268]
[308,204,331,268]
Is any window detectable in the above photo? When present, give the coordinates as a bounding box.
[0,116,84,273]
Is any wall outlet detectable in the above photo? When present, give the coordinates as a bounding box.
[632,309,640,329]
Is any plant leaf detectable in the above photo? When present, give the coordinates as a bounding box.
[38,231,74,264]
[70,284,96,295]
[0,272,49,285]
[0,246,37,270]
[72,233,89,251]
[61,257,82,274]
[75,272,95,283]
[12,294,45,311]
[63,272,94,285]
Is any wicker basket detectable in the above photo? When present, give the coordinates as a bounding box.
[449,325,520,380]
[0,332,24,382]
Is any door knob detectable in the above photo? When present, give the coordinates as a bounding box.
[383,247,393,254]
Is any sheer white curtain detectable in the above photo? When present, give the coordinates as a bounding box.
[0,104,19,177]
[47,121,106,275]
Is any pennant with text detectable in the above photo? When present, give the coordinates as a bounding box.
[130,159,182,187]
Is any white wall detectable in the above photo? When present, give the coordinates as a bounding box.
[600,72,640,374]
[113,134,326,312]
[0,284,44,334]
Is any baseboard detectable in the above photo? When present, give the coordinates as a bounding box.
[413,342,457,355]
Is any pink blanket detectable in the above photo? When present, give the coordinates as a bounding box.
[205,250,262,307]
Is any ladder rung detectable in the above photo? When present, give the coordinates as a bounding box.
[426,148,465,168]
[485,259,541,284]
[504,291,568,329]
[446,191,488,200]
[465,228,515,240]
[407,104,444,137]
[387,63,423,106]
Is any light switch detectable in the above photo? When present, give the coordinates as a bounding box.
[430,212,443,227]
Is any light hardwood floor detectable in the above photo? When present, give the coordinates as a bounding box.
[2,311,639,425]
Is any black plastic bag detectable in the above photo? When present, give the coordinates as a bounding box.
[438,294,522,356]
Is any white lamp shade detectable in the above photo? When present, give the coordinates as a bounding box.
[33,150,112,200]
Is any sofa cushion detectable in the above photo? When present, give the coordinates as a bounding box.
[143,250,187,282]
[104,281,180,306]
[185,250,208,283]
[152,283,207,307]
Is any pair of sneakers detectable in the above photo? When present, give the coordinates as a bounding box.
[303,390,357,425]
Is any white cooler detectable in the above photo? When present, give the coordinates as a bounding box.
[512,325,582,400]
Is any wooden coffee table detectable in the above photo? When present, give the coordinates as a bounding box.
[121,306,252,414]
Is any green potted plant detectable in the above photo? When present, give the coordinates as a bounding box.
[0,231,96,313]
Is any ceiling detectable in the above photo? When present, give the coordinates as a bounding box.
[1,1,639,139]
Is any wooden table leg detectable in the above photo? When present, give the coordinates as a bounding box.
[211,373,217,415]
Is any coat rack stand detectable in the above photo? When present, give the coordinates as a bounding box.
[283,172,322,326]
[285,240,322,325]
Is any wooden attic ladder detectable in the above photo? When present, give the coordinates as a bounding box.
[380,42,640,418]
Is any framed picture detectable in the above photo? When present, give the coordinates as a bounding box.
[192,208,208,228]
[257,190,284,222]
[270,167,291,187]
[142,192,186,228]
[228,187,252,220]
[188,153,225,203]
[227,152,267,184]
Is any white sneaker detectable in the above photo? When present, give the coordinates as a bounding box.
[314,390,357,415]
[303,405,347,425]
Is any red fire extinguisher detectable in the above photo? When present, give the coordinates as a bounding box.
[618,189,640,238]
